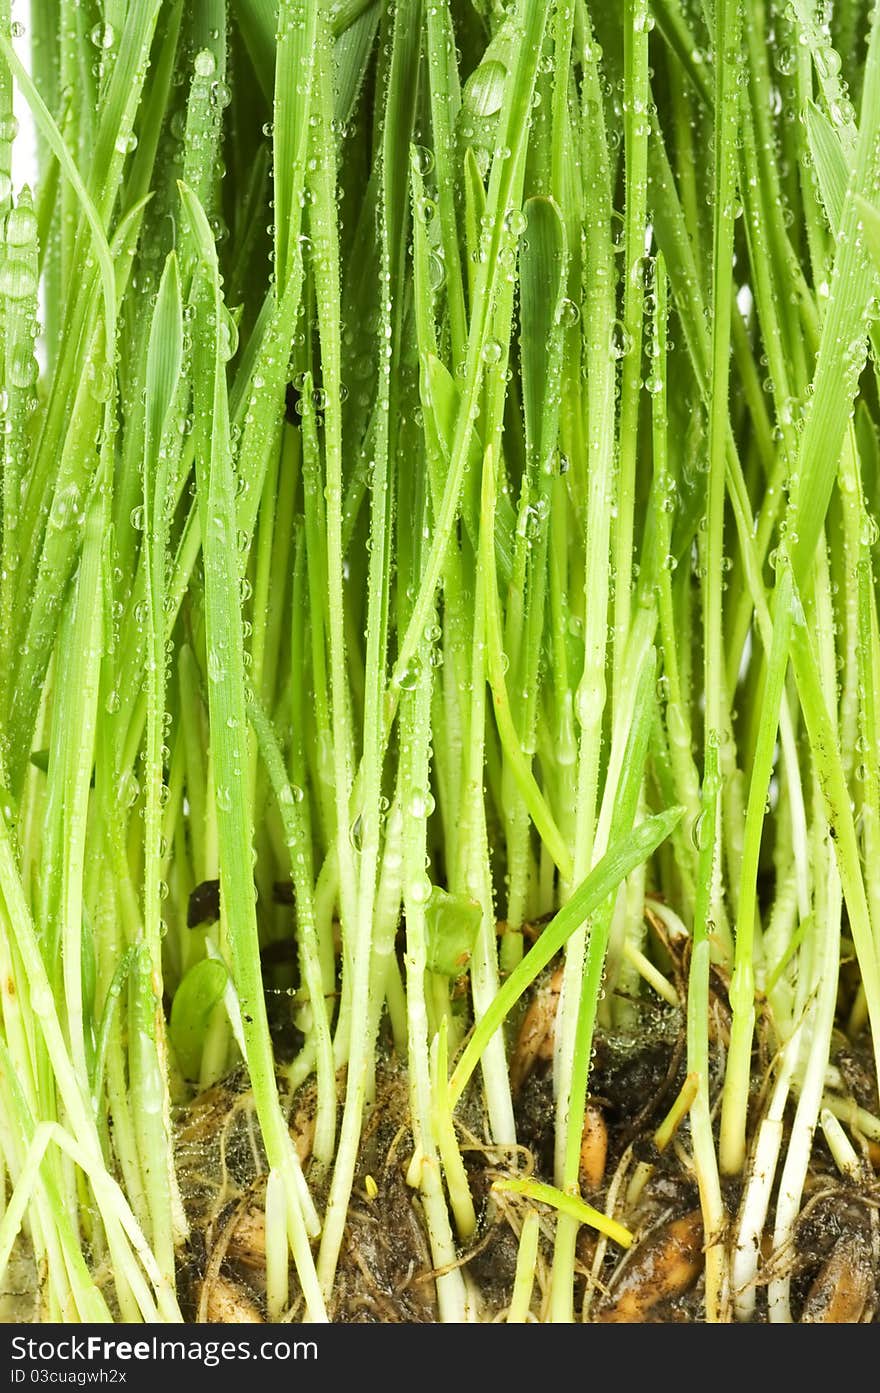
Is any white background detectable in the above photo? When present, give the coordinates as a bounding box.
[11,1,38,192]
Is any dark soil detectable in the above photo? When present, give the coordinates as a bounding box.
[168,942,880,1323]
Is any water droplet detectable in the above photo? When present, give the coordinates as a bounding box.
[411,145,435,176]
[215,785,232,812]
[50,483,80,530]
[609,320,633,359]
[9,346,36,388]
[219,309,238,361]
[690,810,708,852]
[861,513,879,547]
[463,59,507,118]
[482,338,503,365]
[6,202,36,247]
[775,45,796,75]
[815,45,842,80]
[396,656,422,691]
[407,876,432,905]
[504,208,527,237]
[117,770,140,809]
[90,22,115,49]
[207,648,226,683]
[114,131,138,155]
[556,297,580,328]
[406,788,435,819]
[88,362,114,403]
[194,49,216,78]
[428,252,446,290]
[0,258,36,299]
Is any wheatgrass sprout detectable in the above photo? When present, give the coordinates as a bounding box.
[1,0,880,1327]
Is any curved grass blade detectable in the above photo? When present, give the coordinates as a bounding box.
[448,805,684,1107]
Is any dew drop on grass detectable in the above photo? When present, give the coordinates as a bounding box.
[90,22,115,49]
[609,320,633,359]
[861,514,879,547]
[349,814,364,852]
[482,339,503,364]
[279,782,305,806]
[219,310,238,361]
[428,252,446,290]
[504,208,527,237]
[463,59,507,117]
[396,656,422,690]
[118,770,140,809]
[215,785,233,812]
[775,45,796,75]
[0,258,36,300]
[6,202,37,247]
[815,45,842,79]
[690,810,708,852]
[407,788,435,819]
[411,145,435,177]
[0,114,19,142]
[207,649,226,683]
[114,131,138,155]
[50,484,80,530]
[418,196,437,225]
[829,98,854,127]
[194,49,216,78]
[88,362,114,403]
[9,347,37,388]
[407,876,432,905]
[556,297,580,328]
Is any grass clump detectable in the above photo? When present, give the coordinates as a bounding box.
[1,0,880,1325]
